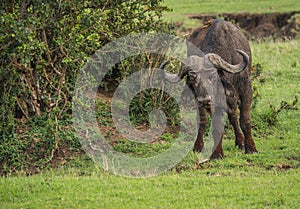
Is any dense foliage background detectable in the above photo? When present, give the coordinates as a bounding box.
[0,0,173,174]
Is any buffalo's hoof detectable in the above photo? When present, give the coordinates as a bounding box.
[245,144,258,154]
[210,152,224,160]
[245,148,258,154]
[235,143,244,150]
[193,146,203,153]
[193,142,204,153]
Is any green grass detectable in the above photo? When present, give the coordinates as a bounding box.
[163,0,300,28]
[0,168,299,208]
[1,1,300,208]
[164,0,300,15]
[251,39,300,128]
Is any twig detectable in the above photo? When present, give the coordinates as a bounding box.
[42,28,61,76]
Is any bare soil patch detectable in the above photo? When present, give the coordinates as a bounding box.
[96,88,180,145]
[188,11,300,40]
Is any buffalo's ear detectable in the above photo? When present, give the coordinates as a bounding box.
[188,71,197,79]
[220,77,239,102]
[188,71,201,86]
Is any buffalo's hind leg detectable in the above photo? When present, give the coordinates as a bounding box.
[228,109,245,150]
[223,78,244,150]
[239,90,258,154]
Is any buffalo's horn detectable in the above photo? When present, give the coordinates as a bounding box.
[206,49,249,74]
[160,60,183,83]
[159,60,170,69]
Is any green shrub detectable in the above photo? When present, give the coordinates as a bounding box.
[0,0,173,174]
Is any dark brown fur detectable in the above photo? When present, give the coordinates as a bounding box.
[187,19,258,158]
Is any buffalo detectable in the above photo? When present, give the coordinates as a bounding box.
[160,19,258,159]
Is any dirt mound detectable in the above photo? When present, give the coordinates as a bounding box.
[189,11,300,40]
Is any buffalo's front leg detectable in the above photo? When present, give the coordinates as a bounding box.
[193,107,208,152]
[210,107,225,159]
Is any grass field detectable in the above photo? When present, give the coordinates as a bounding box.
[163,0,300,29]
[164,0,300,15]
[1,1,300,208]
[1,168,299,208]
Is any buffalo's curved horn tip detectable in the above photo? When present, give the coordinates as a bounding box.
[160,60,182,83]
[159,60,170,69]
[235,49,249,71]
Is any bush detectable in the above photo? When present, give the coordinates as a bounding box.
[0,0,173,174]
